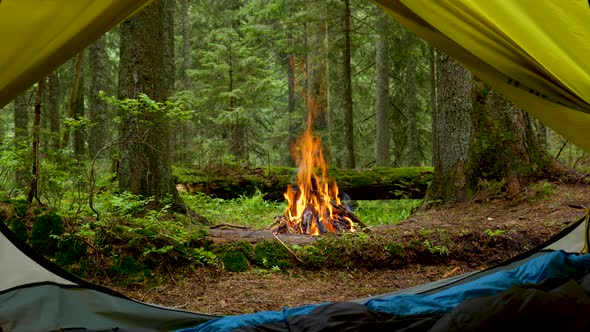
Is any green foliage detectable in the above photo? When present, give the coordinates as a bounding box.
[422,239,449,256]
[253,240,291,269]
[12,199,27,218]
[355,199,421,226]
[30,211,63,256]
[57,235,88,265]
[484,229,505,237]
[384,242,406,258]
[182,191,284,227]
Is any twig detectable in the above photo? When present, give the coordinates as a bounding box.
[272,232,304,264]
[555,140,568,160]
[210,223,253,230]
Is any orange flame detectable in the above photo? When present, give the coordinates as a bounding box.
[283,56,355,235]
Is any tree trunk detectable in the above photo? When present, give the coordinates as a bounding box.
[178,0,194,164]
[375,9,391,167]
[181,0,192,90]
[404,31,419,166]
[307,0,330,155]
[48,72,61,151]
[284,52,297,166]
[342,0,355,169]
[72,55,85,160]
[425,53,473,205]
[14,92,30,188]
[228,0,247,162]
[118,0,193,214]
[62,52,84,150]
[88,37,109,159]
[27,80,43,206]
[470,84,544,198]
[163,0,176,163]
[426,54,556,206]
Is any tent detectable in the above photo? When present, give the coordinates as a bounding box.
[2,0,590,331]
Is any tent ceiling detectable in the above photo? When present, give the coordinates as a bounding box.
[0,0,152,108]
[373,0,590,152]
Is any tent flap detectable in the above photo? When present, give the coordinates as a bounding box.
[0,0,153,108]
[373,0,590,152]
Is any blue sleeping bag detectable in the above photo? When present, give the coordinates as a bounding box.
[177,251,590,332]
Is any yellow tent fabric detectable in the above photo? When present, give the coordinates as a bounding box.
[373,0,590,152]
[0,0,152,108]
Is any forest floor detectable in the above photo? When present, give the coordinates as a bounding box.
[104,182,590,316]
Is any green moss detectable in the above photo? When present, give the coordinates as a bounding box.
[221,251,249,272]
[253,240,291,269]
[30,211,63,256]
[9,218,27,242]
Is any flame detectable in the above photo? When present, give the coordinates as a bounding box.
[282,56,357,236]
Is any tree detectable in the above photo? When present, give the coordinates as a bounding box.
[426,53,565,205]
[88,37,109,158]
[72,55,85,160]
[374,8,391,167]
[425,53,473,204]
[341,0,355,169]
[14,91,30,188]
[403,30,419,166]
[306,0,330,146]
[47,72,61,151]
[117,0,197,216]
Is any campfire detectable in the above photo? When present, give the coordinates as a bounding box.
[271,121,364,236]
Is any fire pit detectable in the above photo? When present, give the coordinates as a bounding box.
[270,124,365,236]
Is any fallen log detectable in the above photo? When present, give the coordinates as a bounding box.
[173,166,432,201]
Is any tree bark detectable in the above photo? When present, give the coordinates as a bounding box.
[72,55,85,160]
[342,0,355,169]
[62,52,84,150]
[285,52,297,167]
[48,72,61,151]
[228,0,247,161]
[404,31,419,166]
[307,0,330,155]
[14,92,30,188]
[375,9,391,167]
[88,37,109,159]
[118,0,196,215]
[27,80,43,206]
[181,0,192,90]
[425,53,473,205]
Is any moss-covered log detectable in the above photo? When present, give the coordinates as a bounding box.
[173,166,432,201]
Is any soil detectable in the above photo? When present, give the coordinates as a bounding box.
[103,182,590,316]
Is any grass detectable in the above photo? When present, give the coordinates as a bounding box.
[182,191,422,228]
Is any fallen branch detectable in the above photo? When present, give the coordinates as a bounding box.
[210,223,253,230]
[272,232,304,264]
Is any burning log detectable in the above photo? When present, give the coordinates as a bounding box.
[270,200,366,236]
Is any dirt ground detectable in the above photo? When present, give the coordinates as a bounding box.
[109,182,590,316]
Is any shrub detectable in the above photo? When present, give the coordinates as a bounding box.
[30,211,63,256]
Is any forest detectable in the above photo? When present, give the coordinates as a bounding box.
[2,0,590,315]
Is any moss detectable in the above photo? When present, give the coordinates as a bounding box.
[9,218,28,242]
[30,211,63,256]
[221,251,249,272]
[253,240,292,269]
